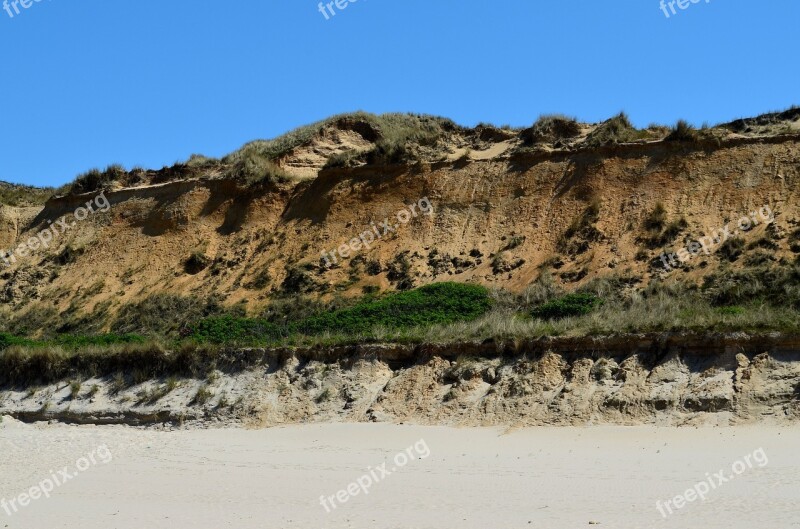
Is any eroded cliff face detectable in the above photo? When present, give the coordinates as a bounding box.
[1,131,799,332]
[2,334,798,427]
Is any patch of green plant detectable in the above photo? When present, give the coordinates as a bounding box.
[532,293,603,320]
[53,333,146,350]
[643,203,668,232]
[112,294,234,337]
[715,306,746,316]
[583,113,648,148]
[702,263,800,307]
[718,237,745,262]
[0,181,56,206]
[665,120,699,142]
[223,145,290,187]
[520,115,581,145]
[559,200,602,254]
[294,282,492,337]
[0,333,42,351]
[189,315,283,344]
[67,164,126,195]
[386,252,414,290]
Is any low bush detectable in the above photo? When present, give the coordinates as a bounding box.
[68,164,127,195]
[532,293,603,320]
[294,282,491,336]
[718,237,745,262]
[185,283,492,344]
[189,315,282,344]
[665,120,699,142]
[223,145,290,187]
[520,115,581,145]
[583,113,644,148]
[112,294,233,337]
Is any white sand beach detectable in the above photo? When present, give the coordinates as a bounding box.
[0,419,797,529]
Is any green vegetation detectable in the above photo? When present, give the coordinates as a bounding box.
[665,119,699,142]
[641,202,688,248]
[111,294,234,337]
[192,385,213,405]
[559,199,602,254]
[56,112,460,193]
[190,282,492,344]
[222,144,291,187]
[0,332,143,351]
[67,164,127,195]
[718,237,745,262]
[189,316,282,344]
[218,112,456,170]
[520,115,581,145]
[1,271,800,388]
[583,113,648,147]
[532,293,603,320]
[296,282,491,336]
[0,181,56,206]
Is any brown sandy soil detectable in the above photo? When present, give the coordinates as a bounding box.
[1,121,799,331]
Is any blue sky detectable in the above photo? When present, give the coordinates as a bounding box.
[0,0,797,187]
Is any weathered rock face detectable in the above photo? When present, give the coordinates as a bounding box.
[2,334,799,427]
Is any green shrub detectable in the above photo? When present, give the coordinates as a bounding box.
[386,253,414,290]
[559,200,602,254]
[0,182,56,206]
[324,150,362,169]
[281,266,320,294]
[68,164,126,195]
[532,293,603,320]
[644,203,668,232]
[112,294,233,337]
[223,145,290,187]
[520,115,581,145]
[189,315,282,344]
[702,264,800,307]
[294,282,491,336]
[583,113,644,147]
[665,120,699,142]
[718,237,745,261]
[186,283,491,343]
[0,333,40,350]
[53,333,146,350]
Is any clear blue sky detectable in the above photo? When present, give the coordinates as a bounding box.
[0,0,797,187]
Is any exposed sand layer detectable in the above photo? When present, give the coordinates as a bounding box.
[0,418,797,529]
[3,336,799,428]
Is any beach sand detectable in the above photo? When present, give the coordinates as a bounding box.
[0,418,797,528]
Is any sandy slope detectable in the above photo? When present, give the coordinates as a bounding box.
[0,418,797,529]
